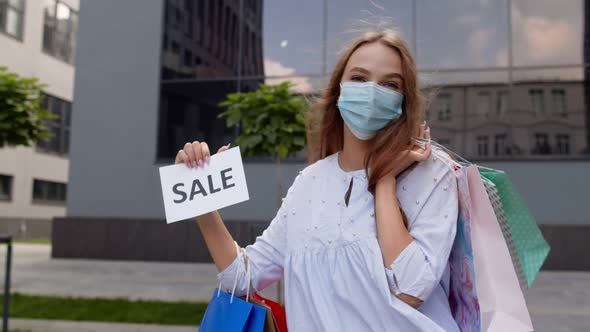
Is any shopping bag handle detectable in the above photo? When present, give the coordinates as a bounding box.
[416,138,471,167]
[216,241,253,304]
[419,138,505,174]
[414,138,464,175]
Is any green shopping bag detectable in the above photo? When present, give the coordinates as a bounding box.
[478,167,550,287]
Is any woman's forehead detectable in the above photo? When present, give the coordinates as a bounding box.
[346,42,403,75]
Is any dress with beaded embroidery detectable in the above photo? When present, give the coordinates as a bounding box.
[217,150,461,332]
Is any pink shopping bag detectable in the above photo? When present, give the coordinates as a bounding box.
[466,165,533,331]
[449,167,480,332]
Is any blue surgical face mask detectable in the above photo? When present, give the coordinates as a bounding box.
[337,81,404,140]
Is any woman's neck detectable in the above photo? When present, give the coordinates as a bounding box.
[339,128,370,172]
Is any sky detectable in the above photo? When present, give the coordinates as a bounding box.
[260,0,585,91]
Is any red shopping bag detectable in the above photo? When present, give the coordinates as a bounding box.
[252,293,288,332]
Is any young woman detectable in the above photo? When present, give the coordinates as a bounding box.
[175,30,460,331]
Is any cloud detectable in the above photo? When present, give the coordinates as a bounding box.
[468,29,492,54]
[467,28,495,66]
[512,5,578,65]
[263,58,313,93]
[522,17,574,61]
[456,14,480,26]
[495,48,508,67]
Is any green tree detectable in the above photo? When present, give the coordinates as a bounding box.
[0,66,56,148]
[219,81,307,303]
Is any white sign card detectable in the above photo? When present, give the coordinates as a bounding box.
[158,146,249,224]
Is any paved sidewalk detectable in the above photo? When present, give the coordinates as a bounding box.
[1,244,589,332]
[9,319,196,332]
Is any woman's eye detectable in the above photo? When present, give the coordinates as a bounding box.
[384,81,400,89]
[350,75,366,82]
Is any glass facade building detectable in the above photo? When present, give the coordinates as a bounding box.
[158,0,589,162]
[58,0,590,269]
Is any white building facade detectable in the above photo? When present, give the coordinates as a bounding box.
[0,0,78,239]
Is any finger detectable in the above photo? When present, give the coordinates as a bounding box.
[183,142,195,168]
[217,143,231,154]
[413,142,432,161]
[200,142,211,163]
[419,122,425,138]
[411,144,425,153]
[176,150,190,167]
[409,150,428,162]
[191,141,203,167]
[412,139,426,151]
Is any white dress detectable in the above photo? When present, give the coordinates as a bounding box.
[218,150,461,332]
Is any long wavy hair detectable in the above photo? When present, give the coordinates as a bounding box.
[306,30,426,196]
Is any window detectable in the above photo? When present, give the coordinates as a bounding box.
[551,89,567,117]
[173,7,181,30]
[436,94,451,121]
[477,92,491,117]
[0,0,25,40]
[533,133,551,155]
[555,134,570,155]
[183,49,192,66]
[494,134,507,156]
[477,135,489,157]
[171,41,180,54]
[529,89,545,115]
[183,0,192,38]
[197,0,204,43]
[32,179,67,203]
[43,0,78,64]
[158,80,238,159]
[437,138,451,149]
[497,91,508,116]
[0,174,13,201]
[36,93,71,155]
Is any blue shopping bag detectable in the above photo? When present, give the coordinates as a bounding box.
[199,288,267,332]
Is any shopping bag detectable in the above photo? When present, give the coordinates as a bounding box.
[200,241,269,332]
[448,167,481,332]
[245,295,279,332]
[466,165,533,332]
[252,293,288,332]
[478,167,550,287]
[199,288,267,332]
[480,175,528,290]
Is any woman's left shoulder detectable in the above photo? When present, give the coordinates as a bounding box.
[396,148,457,223]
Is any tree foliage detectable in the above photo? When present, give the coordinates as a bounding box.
[0,67,56,148]
[218,82,307,158]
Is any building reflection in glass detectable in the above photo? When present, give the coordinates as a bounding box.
[156,0,589,162]
[426,78,588,160]
[158,0,264,160]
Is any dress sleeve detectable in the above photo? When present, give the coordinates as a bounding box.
[216,175,297,296]
[384,167,458,302]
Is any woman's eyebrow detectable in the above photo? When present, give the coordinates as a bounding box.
[349,67,404,81]
[383,72,404,81]
[349,67,371,75]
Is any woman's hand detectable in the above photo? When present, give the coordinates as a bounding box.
[174,141,231,168]
[378,122,432,187]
